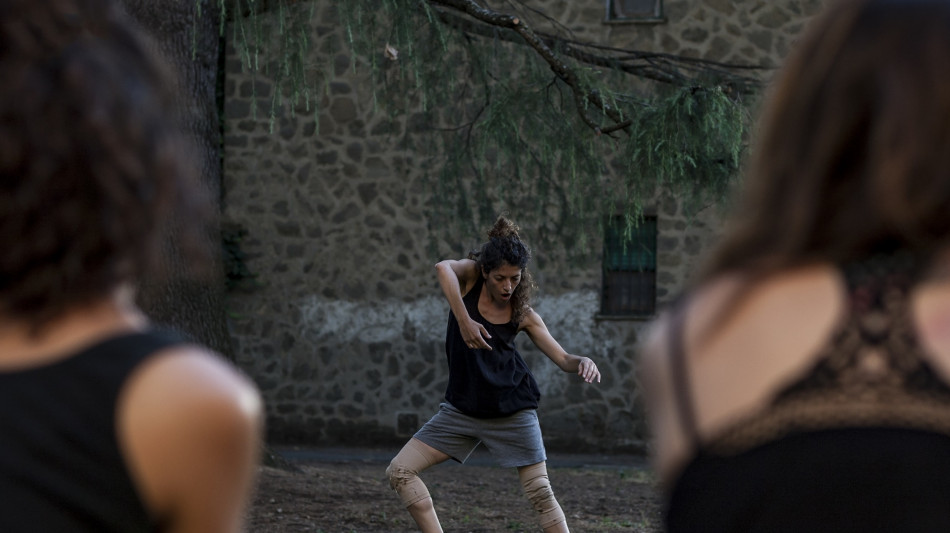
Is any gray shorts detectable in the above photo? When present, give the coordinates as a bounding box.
[413,402,547,468]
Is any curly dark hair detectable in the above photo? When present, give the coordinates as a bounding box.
[0,0,211,330]
[468,216,535,324]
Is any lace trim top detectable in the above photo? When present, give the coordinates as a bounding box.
[688,253,950,456]
[664,252,950,532]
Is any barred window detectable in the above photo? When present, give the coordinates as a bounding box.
[605,0,665,23]
[601,216,657,316]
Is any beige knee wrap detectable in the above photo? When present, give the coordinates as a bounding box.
[386,439,439,508]
[519,462,566,529]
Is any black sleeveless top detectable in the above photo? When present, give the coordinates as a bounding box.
[665,254,950,532]
[0,330,184,533]
[444,276,540,418]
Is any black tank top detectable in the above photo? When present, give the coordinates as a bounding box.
[665,254,950,532]
[0,330,184,532]
[444,276,540,418]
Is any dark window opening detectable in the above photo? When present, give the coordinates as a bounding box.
[605,0,665,23]
[601,216,657,316]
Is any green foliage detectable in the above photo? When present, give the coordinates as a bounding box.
[337,0,750,260]
[623,85,746,215]
[222,0,321,128]
[227,0,752,259]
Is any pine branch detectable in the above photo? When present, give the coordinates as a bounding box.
[426,0,762,137]
[429,0,630,135]
[435,8,765,91]
[224,0,307,20]
[333,0,749,253]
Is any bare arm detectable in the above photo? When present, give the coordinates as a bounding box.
[118,347,263,533]
[521,309,601,383]
[435,258,493,350]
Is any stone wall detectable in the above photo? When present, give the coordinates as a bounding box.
[222,0,825,452]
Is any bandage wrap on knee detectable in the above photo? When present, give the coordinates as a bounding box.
[519,463,566,529]
[386,439,436,508]
[386,461,430,508]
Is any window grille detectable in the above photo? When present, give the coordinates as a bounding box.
[601,216,657,316]
[605,0,664,23]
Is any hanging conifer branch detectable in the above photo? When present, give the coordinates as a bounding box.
[424,0,765,140]
[432,9,765,93]
[227,0,757,258]
[332,0,753,255]
[430,0,629,135]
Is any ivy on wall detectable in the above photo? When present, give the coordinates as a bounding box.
[221,223,259,292]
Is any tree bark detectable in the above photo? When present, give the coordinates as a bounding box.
[118,0,234,359]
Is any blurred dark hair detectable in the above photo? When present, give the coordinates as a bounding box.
[697,0,950,284]
[469,216,535,324]
[0,0,212,329]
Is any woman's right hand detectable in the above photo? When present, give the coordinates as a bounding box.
[460,317,492,350]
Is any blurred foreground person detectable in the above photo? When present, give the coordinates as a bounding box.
[0,0,262,531]
[643,0,950,531]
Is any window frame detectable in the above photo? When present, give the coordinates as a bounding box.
[599,215,658,319]
[604,0,666,24]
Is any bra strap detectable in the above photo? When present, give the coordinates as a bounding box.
[667,303,700,449]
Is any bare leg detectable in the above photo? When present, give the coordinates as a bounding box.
[386,438,451,533]
[518,461,569,532]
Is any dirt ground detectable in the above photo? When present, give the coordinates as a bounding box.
[246,448,663,533]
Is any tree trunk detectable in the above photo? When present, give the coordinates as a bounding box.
[118,0,234,359]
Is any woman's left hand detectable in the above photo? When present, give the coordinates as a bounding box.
[577,357,601,383]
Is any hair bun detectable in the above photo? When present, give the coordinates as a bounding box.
[487,216,519,239]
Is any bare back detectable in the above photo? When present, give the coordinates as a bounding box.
[644,259,950,483]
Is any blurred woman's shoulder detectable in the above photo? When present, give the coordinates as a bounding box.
[116,344,262,529]
[641,263,845,480]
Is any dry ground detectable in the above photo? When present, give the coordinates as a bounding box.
[246,449,662,533]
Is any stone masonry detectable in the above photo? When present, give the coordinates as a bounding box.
[222,0,827,453]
